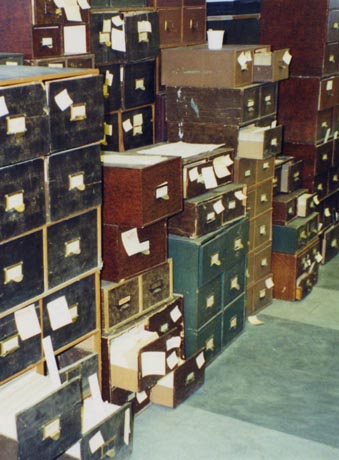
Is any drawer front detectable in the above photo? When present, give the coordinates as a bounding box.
[17,379,82,460]
[252,275,273,312]
[188,274,223,330]
[47,75,104,153]
[252,209,272,250]
[224,217,249,267]
[256,156,275,182]
[0,231,44,314]
[223,259,246,306]
[99,63,121,113]
[242,85,261,123]
[102,220,168,282]
[296,270,318,300]
[158,8,182,47]
[79,403,133,460]
[182,7,206,44]
[315,141,333,174]
[234,158,257,187]
[328,165,339,192]
[297,192,318,217]
[255,179,273,216]
[328,9,339,42]
[259,82,278,118]
[0,303,41,383]
[273,195,298,225]
[319,76,339,111]
[122,60,156,109]
[121,105,155,151]
[43,275,97,351]
[0,83,49,167]
[333,136,339,166]
[142,260,172,310]
[184,313,222,364]
[263,124,283,156]
[34,0,90,25]
[220,184,247,225]
[324,42,339,76]
[57,347,99,399]
[102,277,140,333]
[103,112,120,152]
[67,54,95,69]
[253,242,272,282]
[0,158,45,240]
[312,172,329,199]
[222,294,245,347]
[47,209,99,289]
[0,53,23,65]
[199,232,227,286]
[32,25,62,58]
[321,222,339,263]
[47,144,102,222]
[280,160,303,193]
[145,295,184,337]
[253,48,290,83]
[317,108,333,144]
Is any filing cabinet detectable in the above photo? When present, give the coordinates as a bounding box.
[102,151,182,227]
[272,238,321,301]
[253,48,292,82]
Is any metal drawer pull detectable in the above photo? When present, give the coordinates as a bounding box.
[155,182,169,200]
[149,279,163,294]
[118,295,131,310]
[210,253,221,266]
[0,334,20,357]
[185,371,195,386]
[4,262,23,284]
[70,103,87,121]
[68,172,85,191]
[42,416,61,441]
[206,294,215,309]
[69,303,79,323]
[205,336,215,351]
[64,238,81,257]
[230,315,238,329]
[135,78,145,91]
[5,190,25,212]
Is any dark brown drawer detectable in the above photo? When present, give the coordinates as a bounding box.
[182,7,206,44]
[158,8,182,47]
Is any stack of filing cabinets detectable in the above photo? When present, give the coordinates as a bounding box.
[0,65,134,460]
[128,141,247,366]
[260,0,339,265]
[161,43,292,316]
[0,0,96,69]
[100,150,206,411]
[90,5,160,152]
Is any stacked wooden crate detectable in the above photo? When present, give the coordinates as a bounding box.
[261,0,339,267]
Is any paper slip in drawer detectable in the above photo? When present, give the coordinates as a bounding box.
[102,151,182,227]
[0,303,41,384]
[222,294,245,348]
[0,230,44,314]
[145,294,184,338]
[43,275,97,352]
[46,74,104,153]
[32,25,62,58]
[238,124,283,159]
[253,48,292,82]
[34,0,91,26]
[150,349,205,408]
[102,220,168,283]
[0,82,50,167]
[136,141,234,199]
[61,399,133,460]
[106,326,183,392]
[90,9,159,64]
[0,158,45,240]
[0,371,82,460]
[47,209,100,289]
[46,144,102,222]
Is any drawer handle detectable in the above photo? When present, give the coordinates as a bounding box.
[206,294,215,309]
[42,416,61,441]
[331,238,338,248]
[0,334,20,357]
[70,103,87,121]
[160,322,169,333]
[261,257,268,267]
[230,315,237,329]
[6,114,26,135]
[5,190,25,213]
[69,303,79,323]
[246,99,255,111]
[333,21,339,29]
[4,262,23,284]
[41,36,53,48]
[164,20,170,32]
[329,54,336,63]
[300,230,307,239]
[155,182,169,200]
[135,78,146,91]
[118,295,131,310]
[260,193,268,203]
[234,238,244,251]
[288,206,294,215]
[205,336,215,351]
[185,371,195,386]
[332,174,339,182]
[259,288,266,299]
[210,253,221,266]
[149,279,164,295]
[231,276,240,290]
[64,238,81,257]
[270,138,278,147]
[206,211,216,223]
[321,153,329,161]
[259,225,267,235]
[68,172,85,191]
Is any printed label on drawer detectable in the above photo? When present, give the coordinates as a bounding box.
[104,122,113,136]
[121,228,150,256]
[5,190,25,212]
[325,207,331,217]
[261,257,268,267]
[201,166,218,189]
[65,238,81,257]
[42,37,53,47]
[213,200,224,214]
[237,52,248,70]
[155,182,169,200]
[103,19,112,33]
[166,335,181,351]
[123,118,133,132]
[244,169,252,177]
[259,225,267,235]
[55,89,73,111]
[4,262,23,284]
[213,156,231,178]
[0,335,19,357]
[99,31,110,45]
[167,350,179,370]
[64,4,82,22]
[6,115,26,135]
[0,96,9,117]
[47,295,73,330]
[206,294,215,308]
[69,303,79,322]
[42,417,61,441]
[111,27,126,52]
[70,103,87,121]
[196,351,205,369]
[68,172,85,191]
[141,351,166,376]
[89,430,105,454]
[170,305,182,323]
[14,304,41,340]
